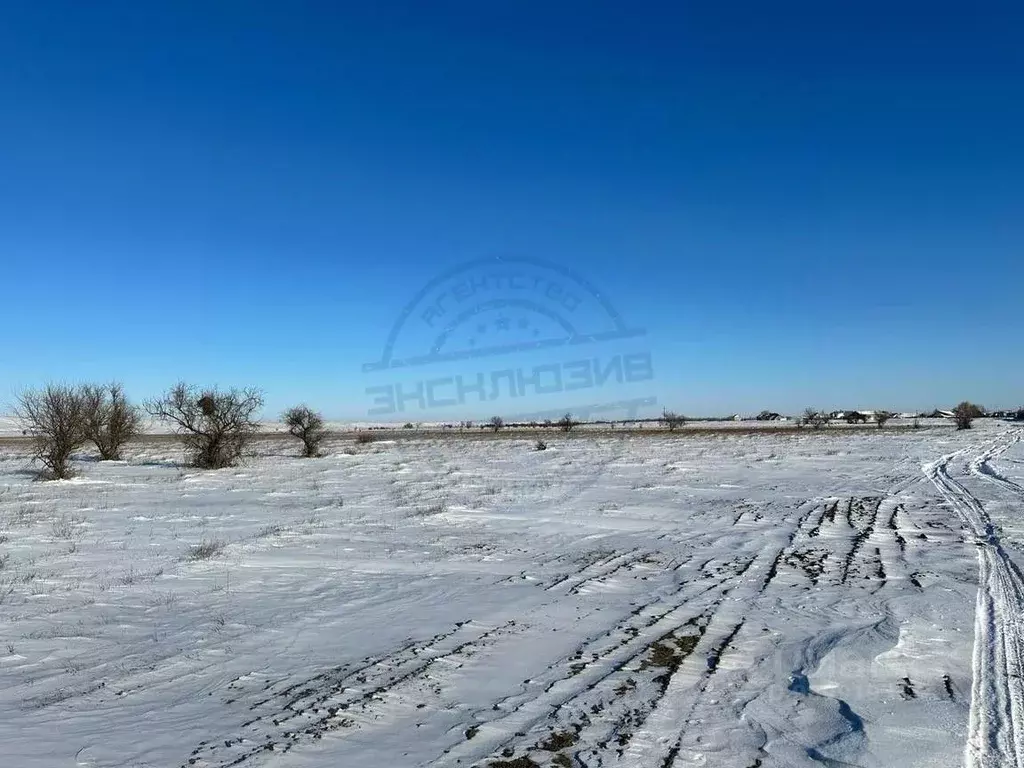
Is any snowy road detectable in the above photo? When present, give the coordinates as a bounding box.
[0,423,1020,767]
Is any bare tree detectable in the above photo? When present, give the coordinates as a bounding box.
[282,405,326,457]
[489,416,504,433]
[874,410,891,429]
[145,383,264,468]
[14,384,88,479]
[558,412,575,432]
[81,382,143,460]
[802,408,828,429]
[953,401,982,431]
[661,409,686,431]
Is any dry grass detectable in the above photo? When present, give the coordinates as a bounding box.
[186,539,227,561]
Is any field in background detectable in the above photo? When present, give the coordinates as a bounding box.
[2,423,1023,767]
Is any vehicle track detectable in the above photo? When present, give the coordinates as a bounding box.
[924,429,1024,768]
[179,620,523,767]
[970,432,1024,499]
[177,452,945,768]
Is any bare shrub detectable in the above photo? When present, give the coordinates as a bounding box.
[0,577,15,606]
[282,405,326,457]
[661,409,686,431]
[81,382,143,460]
[535,439,548,451]
[355,431,375,444]
[14,384,88,479]
[558,413,575,432]
[51,513,85,540]
[186,539,226,561]
[874,410,891,429]
[802,408,828,429]
[145,383,263,469]
[953,401,983,430]
[255,524,283,539]
[490,416,504,433]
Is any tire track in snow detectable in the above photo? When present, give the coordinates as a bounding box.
[924,429,1024,768]
[544,549,644,594]
[425,560,754,767]
[970,432,1024,499]
[612,502,826,767]
[179,620,522,767]
[644,485,926,766]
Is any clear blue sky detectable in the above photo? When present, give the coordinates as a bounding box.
[1,1,1021,420]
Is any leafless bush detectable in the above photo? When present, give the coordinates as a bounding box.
[535,439,548,451]
[875,410,891,429]
[186,539,226,561]
[0,576,15,606]
[145,383,263,469]
[661,409,686,431]
[14,384,88,479]
[558,413,575,432]
[51,513,85,540]
[490,416,504,433]
[953,401,983,430]
[802,408,828,429]
[282,405,326,457]
[355,431,375,444]
[81,382,143,460]
[255,524,283,539]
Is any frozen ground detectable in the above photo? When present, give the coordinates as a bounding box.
[1,423,1022,767]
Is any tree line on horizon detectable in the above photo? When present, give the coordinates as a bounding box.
[7,381,1008,481]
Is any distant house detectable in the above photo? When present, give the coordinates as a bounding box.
[988,409,1023,419]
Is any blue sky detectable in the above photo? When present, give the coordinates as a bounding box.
[1,1,1021,420]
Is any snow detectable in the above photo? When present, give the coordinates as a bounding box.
[0,423,1021,767]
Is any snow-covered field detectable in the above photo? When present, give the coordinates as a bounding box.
[1,424,1023,767]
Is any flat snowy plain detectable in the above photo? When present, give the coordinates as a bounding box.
[2,422,1023,768]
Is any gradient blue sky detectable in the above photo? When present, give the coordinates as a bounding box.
[1,1,1021,420]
